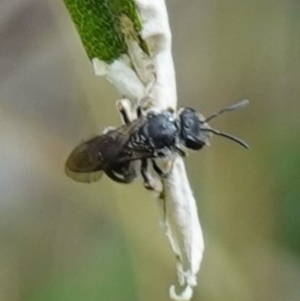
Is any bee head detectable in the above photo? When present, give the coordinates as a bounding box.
[178,107,211,150]
[178,100,250,150]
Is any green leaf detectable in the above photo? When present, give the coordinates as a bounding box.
[63,0,148,63]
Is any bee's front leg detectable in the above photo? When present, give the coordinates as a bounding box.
[116,98,137,124]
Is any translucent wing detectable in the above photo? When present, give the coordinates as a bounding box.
[65,135,112,183]
[65,117,147,183]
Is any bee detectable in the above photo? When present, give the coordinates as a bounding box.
[65,99,249,188]
[65,103,183,187]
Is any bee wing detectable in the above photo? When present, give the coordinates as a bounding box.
[65,135,109,183]
[65,168,103,183]
[65,117,147,183]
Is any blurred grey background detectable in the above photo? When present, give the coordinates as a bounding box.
[1,0,300,300]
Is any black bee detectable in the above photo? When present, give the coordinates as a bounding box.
[65,100,249,187]
[65,107,183,186]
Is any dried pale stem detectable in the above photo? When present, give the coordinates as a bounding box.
[63,0,204,300]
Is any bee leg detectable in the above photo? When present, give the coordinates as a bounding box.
[119,109,131,124]
[151,160,168,178]
[136,96,154,118]
[105,168,127,183]
[102,126,115,134]
[141,159,150,186]
[105,166,135,184]
[137,106,143,118]
[116,99,132,124]
[141,159,157,190]
[116,98,138,124]
[174,146,187,157]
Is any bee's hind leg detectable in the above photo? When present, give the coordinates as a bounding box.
[105,165,136,184]
[102,126,115,134]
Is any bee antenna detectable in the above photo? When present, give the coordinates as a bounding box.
[202,128,249,149]
[205,99,249,123]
